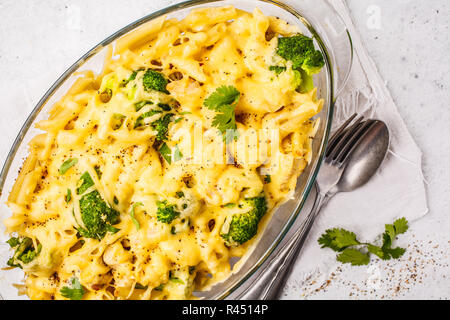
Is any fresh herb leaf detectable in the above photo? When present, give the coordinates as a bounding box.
[203,86,240,144]
[65,189,72,203]
[159,143,172,164]
[60,277,85,300]
[318,217,409,266]
[129,202,143,230]
[318,228,360,252]
[59,158,78,175]
[204,86,240,109]
[76,172,94,195]
[173,145,183,162]
[337,248,370,266]
[263,175,271,183]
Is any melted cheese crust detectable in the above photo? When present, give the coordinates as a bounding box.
[3,6,323,300]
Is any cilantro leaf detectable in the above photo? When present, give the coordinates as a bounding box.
[319,218,409,266]
[393,217,409,235]
[159,143,172,164]
[59,158,78,175]
[76,172,94,195]
[336,248,370,266]
[129,202,143,230]
[318,228,360,252]
[203,86,240,143]
[173,145,183,162]
[204,85,240,110]
[60,277,85,300]
[385,247,406,259]
[65,189,72,203]
[367,244,389,260]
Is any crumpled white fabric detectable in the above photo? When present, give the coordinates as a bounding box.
[277,0,429,298]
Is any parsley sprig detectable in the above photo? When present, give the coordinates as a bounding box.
[203,85,240,144]
[318,217,409,266]
[60,277,85,300]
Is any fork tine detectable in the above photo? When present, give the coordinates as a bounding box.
[334,120,377,165]
[326,113,359,157]
[327,115,364,160]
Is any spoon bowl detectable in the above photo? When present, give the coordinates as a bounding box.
[334,120,390,193]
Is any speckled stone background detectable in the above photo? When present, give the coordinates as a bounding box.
[0,0,448,299]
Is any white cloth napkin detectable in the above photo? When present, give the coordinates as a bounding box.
[276,0,429,299]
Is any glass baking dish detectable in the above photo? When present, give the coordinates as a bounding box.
[0,0,352,299]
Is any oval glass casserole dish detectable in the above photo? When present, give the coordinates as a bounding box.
[0,0,352,300]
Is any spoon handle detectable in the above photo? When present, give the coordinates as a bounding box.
[239,188,330,300]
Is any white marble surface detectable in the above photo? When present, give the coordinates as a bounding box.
[0,0,448,299]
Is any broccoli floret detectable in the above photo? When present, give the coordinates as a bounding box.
[275,34,324,75]
[298,70,314,93]
[220,196,268,246]
[302,50,325,76]
[156,200,180,224]
[151,113,173,142]
[76,190,120,240]
[6,237,41,268]
[143,69,169,94]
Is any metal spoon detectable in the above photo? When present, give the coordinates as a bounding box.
[239,119,390,300]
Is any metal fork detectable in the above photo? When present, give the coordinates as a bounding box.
[238,114,376,300]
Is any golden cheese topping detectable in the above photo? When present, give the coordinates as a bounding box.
[3,6,323,300]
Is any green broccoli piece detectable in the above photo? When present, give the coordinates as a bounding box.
[275,34,324,75]
[220,196,268,246]
[76,190,121,240]
[143,69,169,94]
[6,237,42,268]
[298,70,314,93]
[151,113,173,142]
[156,200,180,224]
[302,50,325,76]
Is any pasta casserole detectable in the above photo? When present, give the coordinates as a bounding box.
[3,6,324,300]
